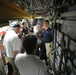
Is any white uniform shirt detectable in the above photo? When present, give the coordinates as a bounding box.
[33,25,40,35]
[15,52,47,75]
[3,30,21,58]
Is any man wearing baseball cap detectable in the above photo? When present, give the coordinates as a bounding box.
[3,21,21,75]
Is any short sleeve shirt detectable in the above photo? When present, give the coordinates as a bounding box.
[15,52,47,75]
[3,30,21,58]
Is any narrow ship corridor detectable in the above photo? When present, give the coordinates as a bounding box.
[0,0,76,75]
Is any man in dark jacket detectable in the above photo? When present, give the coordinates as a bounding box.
[41,20,53,60]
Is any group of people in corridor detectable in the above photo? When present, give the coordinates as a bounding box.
[3,19,53,75]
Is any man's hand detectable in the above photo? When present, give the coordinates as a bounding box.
[14,51,18,57]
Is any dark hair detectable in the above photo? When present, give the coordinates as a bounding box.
[22,34,37,54]
[44,20,49,24]
[22,22,26,26]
